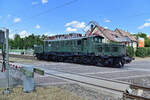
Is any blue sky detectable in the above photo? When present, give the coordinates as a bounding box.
[0,0,150,38]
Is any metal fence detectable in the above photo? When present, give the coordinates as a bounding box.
[0,65,23,88]
[0,64,87,100]
[0,49,34,55]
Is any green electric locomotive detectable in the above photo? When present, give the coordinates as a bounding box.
[34,35,133,67]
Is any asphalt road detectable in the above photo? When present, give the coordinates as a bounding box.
[1,57,150,87]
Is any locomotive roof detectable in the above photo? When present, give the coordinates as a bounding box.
[44,35,104,42]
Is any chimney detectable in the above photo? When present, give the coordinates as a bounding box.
[91,24,94,31]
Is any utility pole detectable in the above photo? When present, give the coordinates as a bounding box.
[0,28,10,94]
[4,29,10,94]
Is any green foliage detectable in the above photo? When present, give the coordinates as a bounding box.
[136,32,147,39]
[145,38,150,47]
[9,34,47,49]
[136,47,150,57]
[126,46,134,57]
[146,47,150,56]
[135,47,146,57]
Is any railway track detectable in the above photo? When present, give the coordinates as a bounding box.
[0,53,35,60]
[39,68,150,100]
[1,54,150,99]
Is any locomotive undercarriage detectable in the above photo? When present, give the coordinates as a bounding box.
[35,52,133,68]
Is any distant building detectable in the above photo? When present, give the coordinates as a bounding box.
[114,29,137,49]
[85,25,137,49]
[46,33,82,40]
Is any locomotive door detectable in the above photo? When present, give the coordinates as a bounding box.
[82,38,88,53]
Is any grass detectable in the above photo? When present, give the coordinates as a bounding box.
[0,86,85,100]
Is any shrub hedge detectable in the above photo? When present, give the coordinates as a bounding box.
[126,46,134,57]
[135,47,150,57]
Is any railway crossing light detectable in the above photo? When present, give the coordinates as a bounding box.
[0,30,5,44]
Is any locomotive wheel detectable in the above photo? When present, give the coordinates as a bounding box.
[73,57,78,63]
[82,56,88,64]
[58,56,64,62]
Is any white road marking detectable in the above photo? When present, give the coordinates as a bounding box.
[81,69,134,75]
[127,68,150,72]
[112,74,150,80]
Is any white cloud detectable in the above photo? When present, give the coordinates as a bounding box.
[130,32,136,34]
[42,0,48,4]
[32,1,39,5]
[138,22,150,29]
[146,19,150,21]
[7,14,11,18]
[104,27,108,29]
[104,19,111,23]
[41,32,57,36]
[9,33,15,39]
[65,21,86,29]
[66,27,77,32]
[35,24,40,29]
[18,30,30,38]
[13,17,21,23]
[72,22,86,29]
[65,21,78,27]
[43,32,51,36]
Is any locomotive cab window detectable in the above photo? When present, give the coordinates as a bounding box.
[93,37,102,43]
[77,40,81,45]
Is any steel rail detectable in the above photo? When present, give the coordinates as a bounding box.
[1,54,150,99]
[44,71,150,100]
[1,53,150,91]
[43,67,150,92]
[124,93,150,100]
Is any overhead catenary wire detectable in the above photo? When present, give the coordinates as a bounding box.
[2,0,150,34]
[3,0,78,28]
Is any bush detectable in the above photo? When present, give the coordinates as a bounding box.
[126,46,134,57]
[146,47,150,56]
[136,47,150,57]
[136,47,146,57]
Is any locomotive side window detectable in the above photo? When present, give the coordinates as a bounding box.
[61,41,64,46]
[77,40,81,45]
[70,41,72,45]
[48,42,51,47]
[98,47,102,52]
[105,47,110,52]
[66,41,69,46]
[112,47,118,52]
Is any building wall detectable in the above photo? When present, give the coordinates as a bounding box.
[132,42,137,48]
[92,27,110,43]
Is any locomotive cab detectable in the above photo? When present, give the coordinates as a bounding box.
[92,36,103,43]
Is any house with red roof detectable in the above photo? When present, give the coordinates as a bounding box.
[85,24,137,49]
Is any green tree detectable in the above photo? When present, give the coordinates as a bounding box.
[13,34,24,49]
[8,34,47,49]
